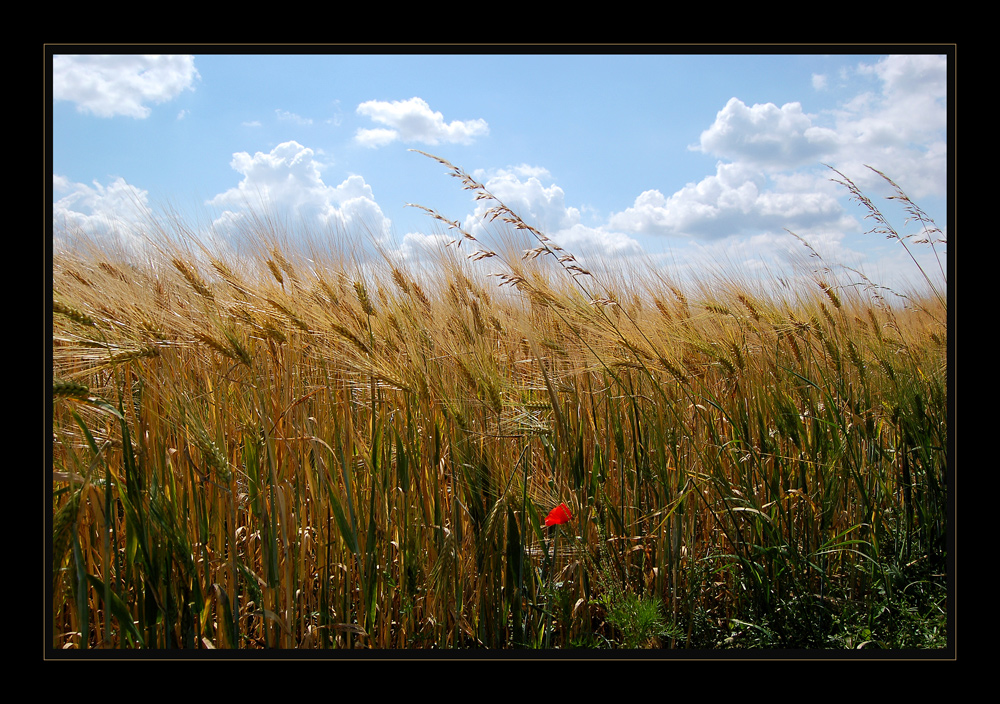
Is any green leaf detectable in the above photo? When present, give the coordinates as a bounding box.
[86,573,145,647]
[327,483,360,556]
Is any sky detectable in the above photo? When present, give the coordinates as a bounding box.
[50,49,951,294]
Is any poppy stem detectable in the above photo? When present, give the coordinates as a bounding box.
[543,528,558,648]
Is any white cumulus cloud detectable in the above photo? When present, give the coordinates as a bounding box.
[607,162,849,241]
[53,54,200,119]
[697,98,839,170]
[460,166,642,260]
[355,97,489,147]
[469,167,580,235]
[208,141,392,240]
[52,174,152,251]
[833,54,948,198]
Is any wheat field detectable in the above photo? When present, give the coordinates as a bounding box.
[50,156,948,652]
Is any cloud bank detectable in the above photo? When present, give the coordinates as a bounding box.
[424,54,946,278]
[52,53,946,288]
[607,54,947,244]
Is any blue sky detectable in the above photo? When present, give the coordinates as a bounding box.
[51,50,950,293]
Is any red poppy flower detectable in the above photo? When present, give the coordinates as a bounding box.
[544,502,573,527]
